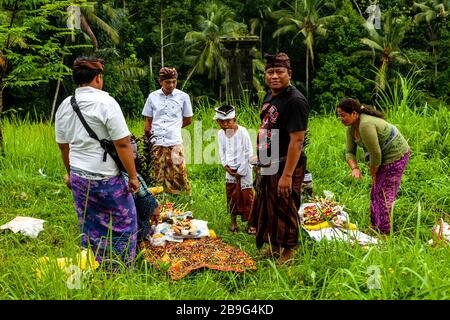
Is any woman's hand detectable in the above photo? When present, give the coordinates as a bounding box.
[64,174,72,189]
[128,176,140,193]
[370,165,379,185]
[350,168,363,179]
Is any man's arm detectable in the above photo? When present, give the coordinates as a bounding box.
[359,122,381,183]
[182,116,192,128]
[278,130,304,197]
[57,143,71,189]
[181,93,193,128]
[57,143,70,173]
[113,136,140,193]
[144,116,153,137]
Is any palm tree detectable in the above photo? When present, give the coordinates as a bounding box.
[51,1,122,123]
[66,1,120,52]
[183,2,247,91]
[271,0,345,96]
[413,0,450,77]
[359,10,410,91]
[250,6,272,54]
[1,0,70,154]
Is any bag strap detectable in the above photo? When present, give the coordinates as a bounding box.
[71,95,109,162]
[70,95,100,142]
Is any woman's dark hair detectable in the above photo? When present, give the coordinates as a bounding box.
[72,56,104,85]
[337,98,384,119]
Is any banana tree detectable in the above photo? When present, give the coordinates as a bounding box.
[0,0,72,155]
[414,0,450,77]
[51,1,122,123]
[183,2,247,91]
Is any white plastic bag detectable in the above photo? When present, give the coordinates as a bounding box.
[0,216,46,238]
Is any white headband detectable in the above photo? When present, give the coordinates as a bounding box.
[213,109,235,120]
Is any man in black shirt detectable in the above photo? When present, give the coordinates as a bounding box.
[251,52,309,264]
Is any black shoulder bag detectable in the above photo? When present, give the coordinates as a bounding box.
[70,96,126,172]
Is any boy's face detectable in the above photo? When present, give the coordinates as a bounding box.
[216,118,236,130]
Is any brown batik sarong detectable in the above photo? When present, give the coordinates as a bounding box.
[251,162,306,249]
[226,181,254,222]
[152,145,191,195]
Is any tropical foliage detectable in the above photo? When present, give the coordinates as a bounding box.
[0,0,449,117]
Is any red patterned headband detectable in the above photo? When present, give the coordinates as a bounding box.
[73,57,104,71]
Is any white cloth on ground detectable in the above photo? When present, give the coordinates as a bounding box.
[0,216,46,238]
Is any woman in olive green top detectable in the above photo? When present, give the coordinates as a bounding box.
[337,98,410,235]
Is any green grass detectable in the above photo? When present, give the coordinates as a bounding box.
[0,103,449,300]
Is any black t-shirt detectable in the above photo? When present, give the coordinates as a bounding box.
[257,85,309,167]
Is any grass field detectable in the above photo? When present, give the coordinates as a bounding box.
[0,103,449,300]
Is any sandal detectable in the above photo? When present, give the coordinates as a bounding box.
[247,227,257,235]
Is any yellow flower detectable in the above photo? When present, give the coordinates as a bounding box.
[209,229,217,238]
[149,186,164,195]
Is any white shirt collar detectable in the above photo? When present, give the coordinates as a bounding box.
[75,86,110,96]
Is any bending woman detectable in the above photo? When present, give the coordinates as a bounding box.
[336,98,410,235]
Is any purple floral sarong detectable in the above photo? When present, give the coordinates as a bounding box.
[370,149,410,234]
[70,170,137,271]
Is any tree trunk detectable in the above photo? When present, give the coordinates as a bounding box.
[80,15,98,51]
[259,26,263,54]
[160,6,164,68]
[379,60,388,91]
[352,0,363,17]
[432,45,438,78]
[181,64,198,91]
[50,78,61,123]
[0,87,4,157]
[305,48,309,98]
[149,56,156,92]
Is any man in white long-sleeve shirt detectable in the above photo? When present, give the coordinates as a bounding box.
[215,105,255,234]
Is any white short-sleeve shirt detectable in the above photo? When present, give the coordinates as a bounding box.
[55,86,131,176]
[141,88,193,146]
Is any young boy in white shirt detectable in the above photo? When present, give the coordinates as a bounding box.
[215,105,256,234]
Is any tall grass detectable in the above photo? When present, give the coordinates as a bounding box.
[0,100,449,300]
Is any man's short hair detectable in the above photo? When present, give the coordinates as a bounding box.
[159,67,178,80]
[72,56,104,85]
[264,52,291,70]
